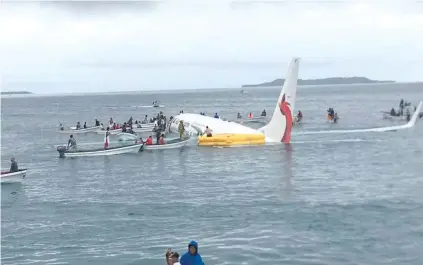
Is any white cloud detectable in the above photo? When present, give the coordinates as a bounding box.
[0,1,422,93]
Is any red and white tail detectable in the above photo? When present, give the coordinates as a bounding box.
[259,58,300,143]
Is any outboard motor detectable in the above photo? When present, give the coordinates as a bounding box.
[57,146,67,158]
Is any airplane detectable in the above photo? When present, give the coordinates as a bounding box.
[168,57,422,146]
[168,57,300,145]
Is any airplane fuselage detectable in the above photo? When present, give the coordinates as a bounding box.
[169,113,275,141]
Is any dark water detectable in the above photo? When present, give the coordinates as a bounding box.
[1,83,423,265]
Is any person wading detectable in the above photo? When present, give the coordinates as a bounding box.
[178,121,185,139]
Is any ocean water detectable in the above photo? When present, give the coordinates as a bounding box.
[1,83,423,265]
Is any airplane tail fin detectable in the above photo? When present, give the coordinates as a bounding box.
[260,58,300,143]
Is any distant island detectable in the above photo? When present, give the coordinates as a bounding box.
[242,77,396,87]
[1,91,33,95]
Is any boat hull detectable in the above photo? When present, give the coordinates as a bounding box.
[236,116,267,123]
[59,126,101,134]
[144,137,190,150]
[57,144,143,157]
[1,169,27,183]
[97,123,155,135]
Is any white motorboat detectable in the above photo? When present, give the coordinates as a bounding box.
[1,169,28,183]
[96,128,125,135]
[98,123,156,135]
[134,122,156,128]
[117,132,138,141]
[143,137,191,150]
[56,143,143,158]
[58,126,101,134]
[152,102,164,108]
[236,116,267,124]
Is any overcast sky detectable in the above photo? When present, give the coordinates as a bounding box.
[1,0,422,94]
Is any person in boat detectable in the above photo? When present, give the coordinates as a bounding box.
[180,240,204,265]
[159,134,166,145]
[237,113,242,119]
[83,122,87,129]
[166,249,181,265]
[406,109,411,121]
[109,117,114,125]
[143,115,148,123]
[59,123,64,131]
[76,122,81,130]
[95,119,100,126]
[10,157,18,173]
[247,112,253,118]
[204,126,212,137]
[122,122,127,133]
[155,128,162,144]
[178,120,185,139]
[333,113,339,123]
[390,108,396,116]
[100,123,105,130]
[67,135,77,151]
[214,113,219,119]
[261,109,266,117]
[145,136,153,145]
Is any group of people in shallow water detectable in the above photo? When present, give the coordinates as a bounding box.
[165,241,204,265]
[327,107,338,123]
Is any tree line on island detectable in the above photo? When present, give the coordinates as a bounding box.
[1,91,33,95]
[242,77,395,88]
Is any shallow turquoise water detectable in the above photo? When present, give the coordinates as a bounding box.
[1,83,423,265]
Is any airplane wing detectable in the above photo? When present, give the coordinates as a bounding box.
[295,101,422,135]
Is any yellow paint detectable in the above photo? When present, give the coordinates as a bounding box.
[198,133,265,146]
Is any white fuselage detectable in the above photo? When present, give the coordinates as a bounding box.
[169,114,276,142]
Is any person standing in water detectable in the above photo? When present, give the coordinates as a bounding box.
[180,241,204,265]
[104,127,110,149]
[178,120,185,139]
[10,157,18,172]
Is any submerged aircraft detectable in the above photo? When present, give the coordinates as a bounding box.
[168,57,300,146]
[168,57,422,146]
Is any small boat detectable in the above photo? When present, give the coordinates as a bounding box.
[97,127,154,135]
[143,137,191,150]
[1,169,28,183]
[152,101,164,108]
[59,126,101,134]
[117,132,138,141]
[56,143,143,158]
[96,128,125,135]
[236,116,267,123]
